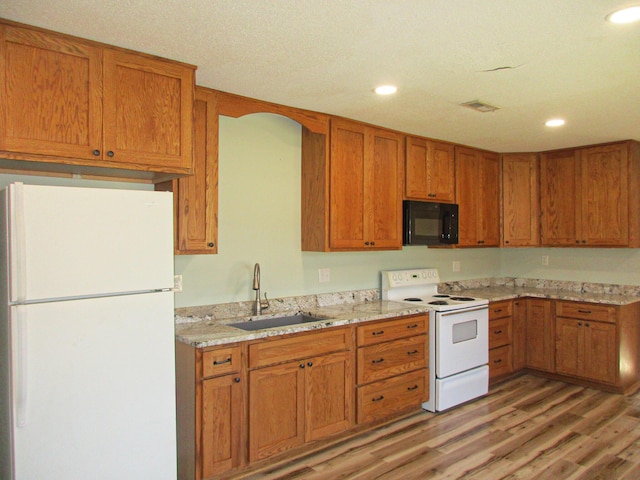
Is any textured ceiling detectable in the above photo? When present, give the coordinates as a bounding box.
[1,0,639,152]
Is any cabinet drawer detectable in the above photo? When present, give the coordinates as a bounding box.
[248,327,351,369]
[357,369,428,424]
[489,345,512,379]
[357,315,428,346]
[489,317,512,349]
[357,335,427,385]
[201,346,242,378]
[489,300,512,320]
[556,301,616,323]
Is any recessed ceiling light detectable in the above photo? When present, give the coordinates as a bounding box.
[374,85,397,95]
[545,119,565,127]
[606,6,640,23]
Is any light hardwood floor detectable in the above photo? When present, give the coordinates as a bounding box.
[229,374,640,479]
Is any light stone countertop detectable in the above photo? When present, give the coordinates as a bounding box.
[175,278,640,349]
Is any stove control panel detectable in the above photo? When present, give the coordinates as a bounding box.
[382,268,440,288]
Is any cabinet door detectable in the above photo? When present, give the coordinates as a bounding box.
[329,119,367,249]
[249,362,305,462]
[102,48,193,171]
[201,374,244,477]
[478,151,500,246]
[502,154,539,246]
[540,150,580,246]
[555,317,582,378]
[405,137,455,202]
[526,299,555,372]
[173,87,219,254]
[580,144,628,246]
[369,128,403,248]
[305,351,354,442]
[455,147,480,246]
[512,299,527,371]
[583,321,617,384]
[0,24,102,159]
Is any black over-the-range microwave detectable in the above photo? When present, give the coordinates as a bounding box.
[403,200,459,246]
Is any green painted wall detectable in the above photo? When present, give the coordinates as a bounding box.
[2,113,638,309]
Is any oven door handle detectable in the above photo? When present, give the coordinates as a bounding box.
[439,306,488,317]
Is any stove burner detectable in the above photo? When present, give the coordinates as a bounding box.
[450,296,476,301]
[434,294,450,298]
[429,300,449,305]
[403,297,423,302]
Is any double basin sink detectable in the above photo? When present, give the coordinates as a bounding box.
[231,313,328,331]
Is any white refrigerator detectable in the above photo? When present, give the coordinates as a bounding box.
[0,183,178,479]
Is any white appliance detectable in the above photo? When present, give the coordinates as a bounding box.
[381,268,489,412]
[0,183,177,480]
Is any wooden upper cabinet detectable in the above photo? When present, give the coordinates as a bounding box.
[102,49,194,171]
[0,24,103,160]
[501,153,539,247]
[455,146,500,247]
[302,117,403,251]
[405,136,455,202]
[158,87,218,254]
[0,21,195,179]
[540,141,637,247]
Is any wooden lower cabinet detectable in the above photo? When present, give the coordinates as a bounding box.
[247,328,354,462]
[525,299,555,372]
[488,300,514,381]
[355,314,429,424]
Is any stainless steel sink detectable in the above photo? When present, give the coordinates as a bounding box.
[230,313,328,331]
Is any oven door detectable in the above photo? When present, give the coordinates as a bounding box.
[435,306,488,378]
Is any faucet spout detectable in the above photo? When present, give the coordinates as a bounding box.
[253,263,269,315]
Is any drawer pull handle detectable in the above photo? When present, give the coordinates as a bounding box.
[407,350,419,355]
[407,385,419,391]
[372,358,385,364]
[493,359,502,364]
[494,330,503,334]
[407,324,419,329]
[372,395,384,402]
[213,358,232,365]
[372,330,385,336]
[494,309,503,313]
[578,310,592,314]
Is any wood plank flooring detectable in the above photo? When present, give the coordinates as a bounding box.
[228,375,640,480]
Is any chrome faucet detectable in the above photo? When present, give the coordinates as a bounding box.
[253,263,269,315]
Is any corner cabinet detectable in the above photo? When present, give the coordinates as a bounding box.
[302,118,404,251]
[540,141,640,247]
[405,136,455,203]
[0,21,194,181]
[501,153,539,247]
[455,146,500,247]
[157,87,219,254]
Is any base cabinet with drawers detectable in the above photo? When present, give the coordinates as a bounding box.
[355,314,429,424]
[488,300,514,381]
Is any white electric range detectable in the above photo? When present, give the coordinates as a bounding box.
[381,268,489,412]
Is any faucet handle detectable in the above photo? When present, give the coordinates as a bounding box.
[261,292,270,310]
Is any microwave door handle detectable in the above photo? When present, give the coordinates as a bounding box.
[442,212,450,239]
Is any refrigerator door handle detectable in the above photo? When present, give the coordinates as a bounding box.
[9,182,27,303]
[14,306,29,427]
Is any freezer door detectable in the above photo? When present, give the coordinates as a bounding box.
[7,183,173,302]
[10,292,176,479]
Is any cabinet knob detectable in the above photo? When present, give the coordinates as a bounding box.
[364,241,370,246]
[234,377,241,383]
[299,363,305,369]
[505,240,510,244]
[207,242,215,247]
[370,241,375,246]
[107,150,115,157]
[307,361,313,367]
[93,149,100,156]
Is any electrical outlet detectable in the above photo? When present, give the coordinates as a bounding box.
[452,261,461,272]
[318,268,331,283]
[174,274,183,292]
[541,255,549,266]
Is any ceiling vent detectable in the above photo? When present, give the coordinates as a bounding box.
[460,100,500,113]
